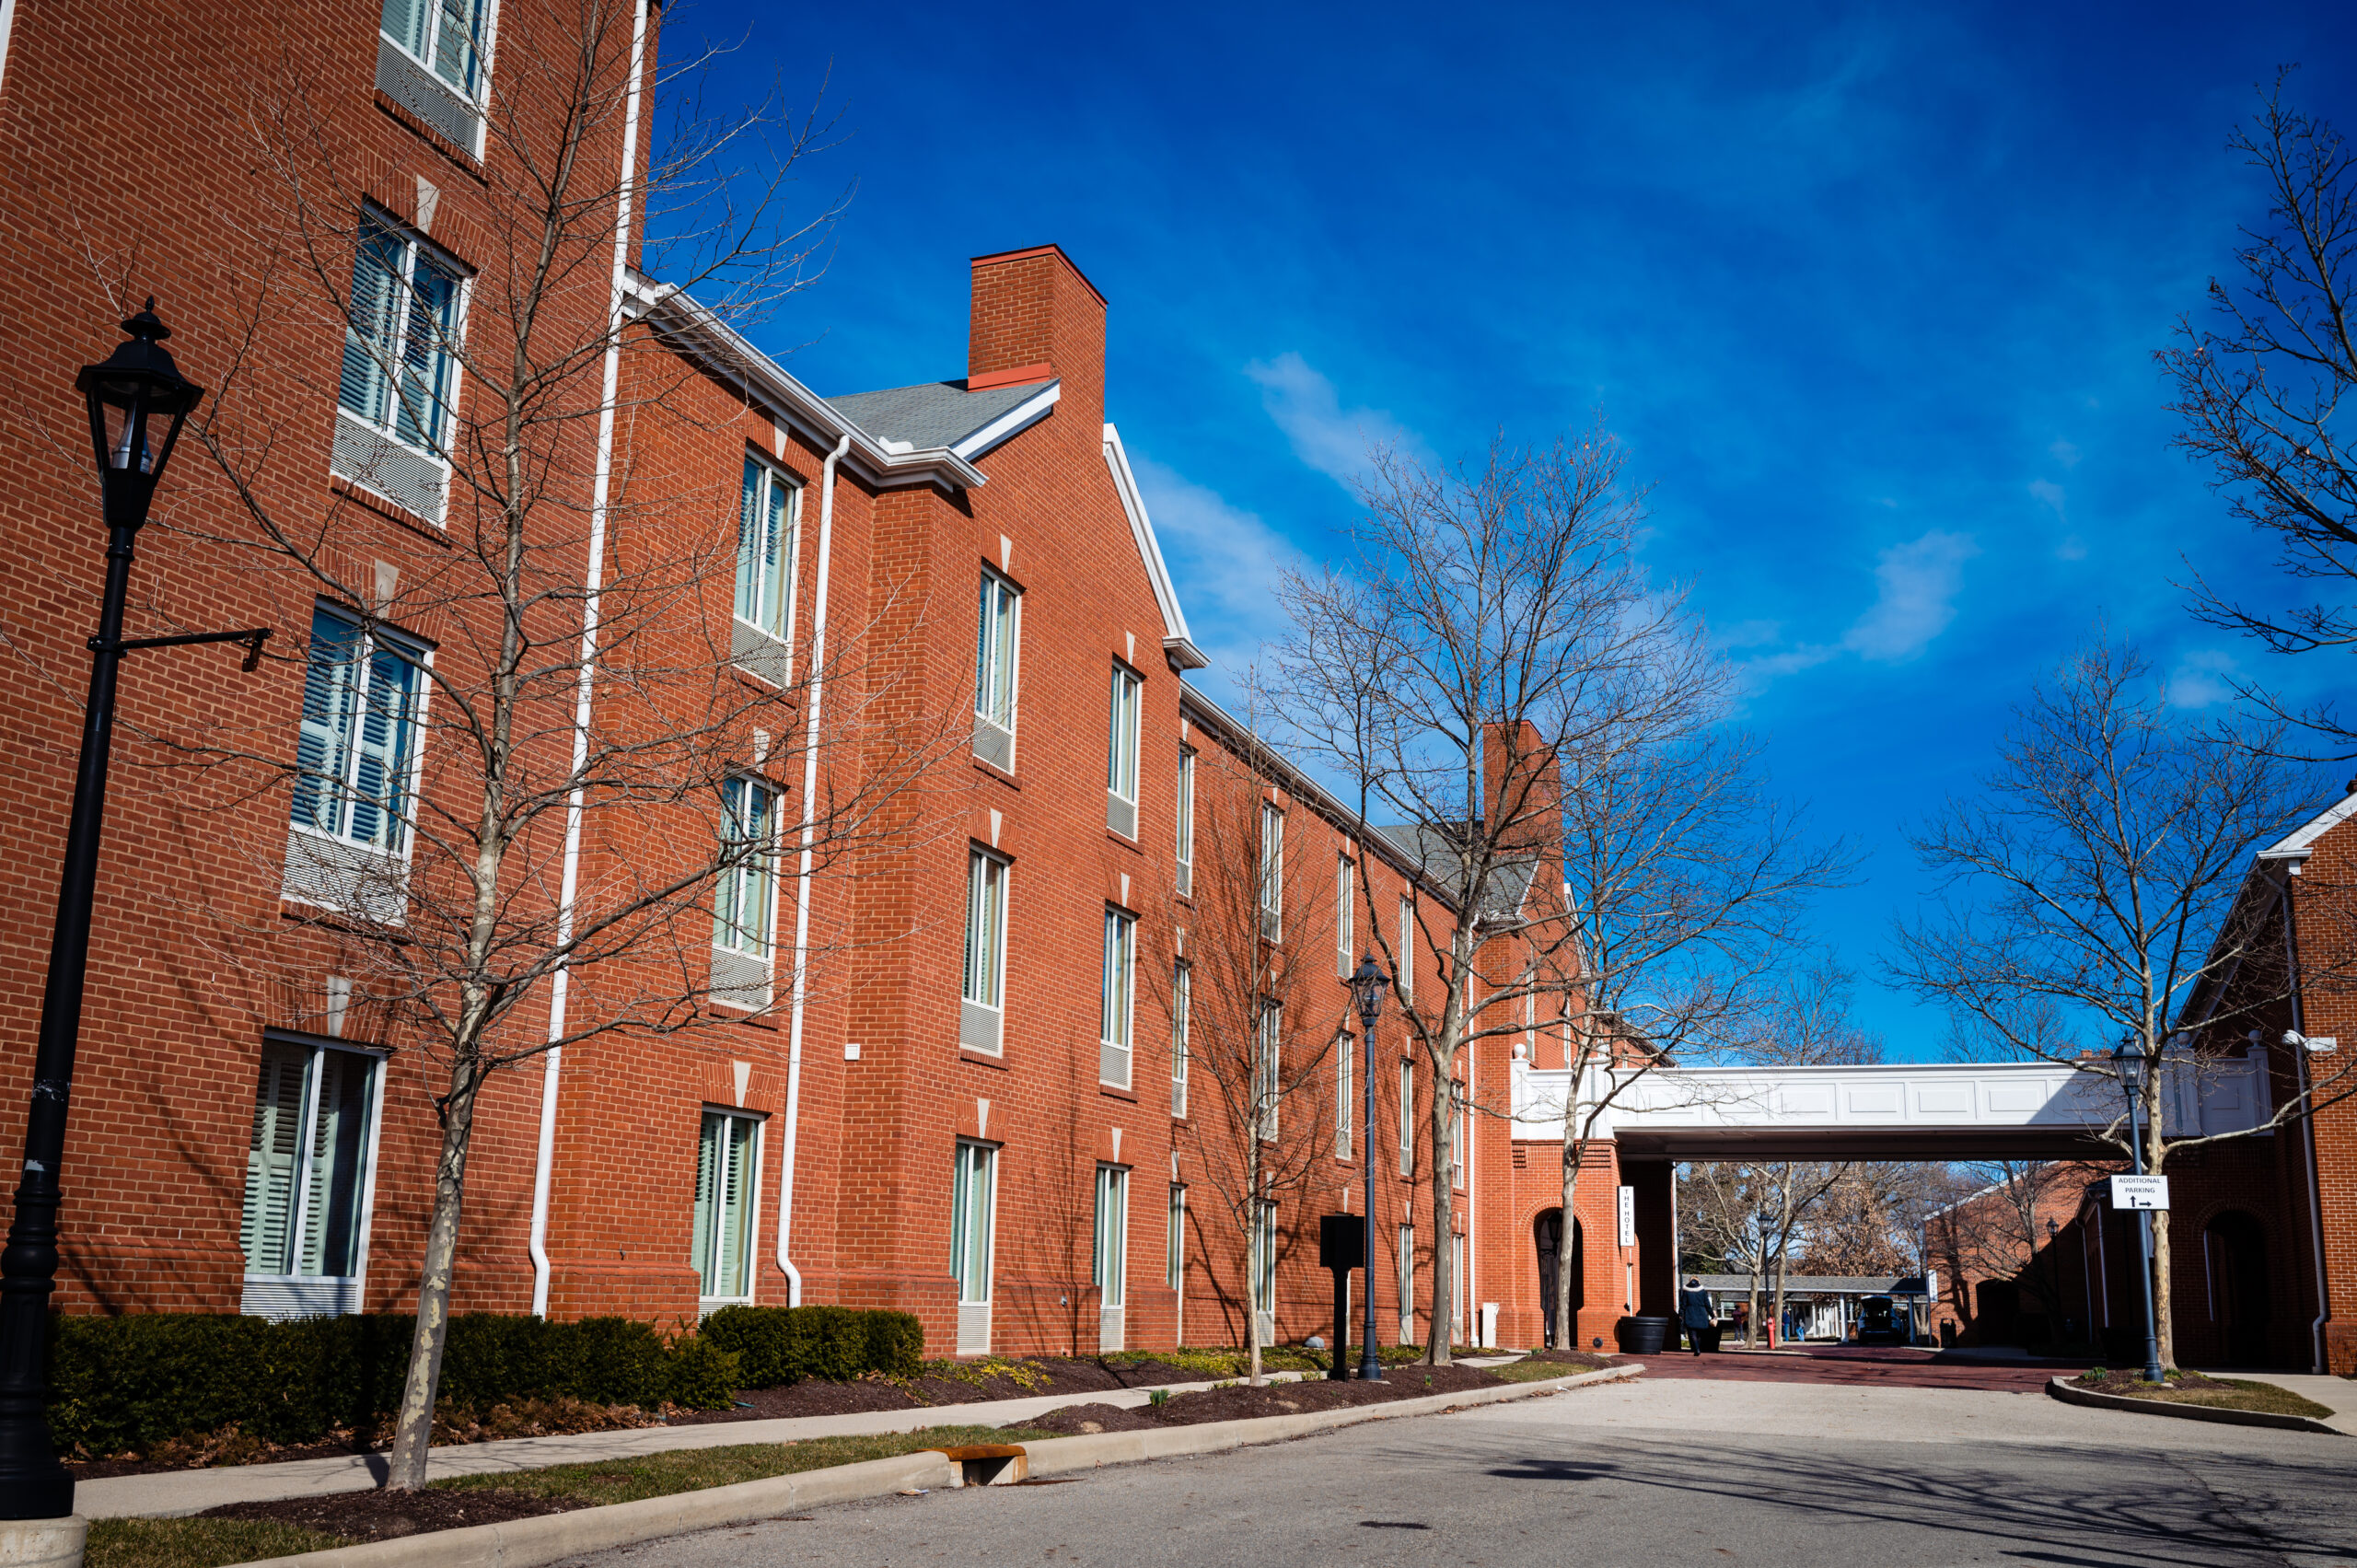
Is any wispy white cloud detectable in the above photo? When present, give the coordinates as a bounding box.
[1130,454,1310,685]
[2049,439,2081,470]
[1243,352,1420,488]
[2167,648,2240,710]
[2028,478,2066,521]
[1840,529,1980,662]
[1733,528,1980,688]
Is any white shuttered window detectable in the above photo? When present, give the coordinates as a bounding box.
[240,1040,382,1297]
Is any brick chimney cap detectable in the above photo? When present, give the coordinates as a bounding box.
[970,244,1108,308]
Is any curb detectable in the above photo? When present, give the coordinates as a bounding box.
[218,1364,1643,1568]
[2044,1376,2345,1435]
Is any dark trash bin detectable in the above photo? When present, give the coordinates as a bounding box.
[1617,1315,1669,1354]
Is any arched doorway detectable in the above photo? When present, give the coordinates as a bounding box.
[2205,1211,2270,1366]
[1535,1210,1584,1347]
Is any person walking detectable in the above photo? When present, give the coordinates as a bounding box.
[1680,1277,1714,1357]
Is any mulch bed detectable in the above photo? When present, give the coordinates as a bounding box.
[201,1487,583,1542]
[1009,1362,1510,1434]
[1512,1349,1620,1372]
[668,1356,1215,1424]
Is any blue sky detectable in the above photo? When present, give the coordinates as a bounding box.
[686,0,2355,1058]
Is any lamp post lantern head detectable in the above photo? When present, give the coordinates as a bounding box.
[1348,954,1389,1031]
[2111,1040,2142,1091]
[76,300,203,528]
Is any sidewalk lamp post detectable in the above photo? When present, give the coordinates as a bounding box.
[1347,954,1390,1383]
[2111,1042,2166,1385]
[0,305,269,1537]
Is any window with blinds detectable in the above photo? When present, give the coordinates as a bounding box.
[950,1141,996,1306]
[692,1110,761,1306]
[1170,960,1190,1119]
[239,1040,382,1313]
[334,212,464,522]
[1106,664,1141,838]
[732,458,800,686]
[291,606,423,857]
[973,571,1020,771]
[1100,907,1135,1089]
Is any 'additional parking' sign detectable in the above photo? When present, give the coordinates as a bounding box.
[2109,1175,2170,1211]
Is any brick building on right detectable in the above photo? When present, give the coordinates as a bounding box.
[1927,792,2357,1374]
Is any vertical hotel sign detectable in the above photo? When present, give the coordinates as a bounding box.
[1618,1185,1635,1247]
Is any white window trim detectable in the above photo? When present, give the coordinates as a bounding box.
[1397,897,1414,1000]
[713,774,784,965]
[963,846,1011,1017]
[1336,855,1354,979]
[1166,1182,1187,1292]
[974,566,1023,767]
[1106,661,1143,834]
[1335,1030,1353,1161]
[1174,748,1195,898]
[695,1107,766,1311]
[378,0,496,113]
[951,1139,999,1307]
[286,605,433,873]
[1100,906,1137,1088]
[241,1033,389,1307]
[1171,959,1190,1119]
[1399,1223,1416,1344]
[1399,1059,1415,1177]
[1260,805,1284,942]
[1094,1163,1131,1309]
[734,454,805,653]
[338,207,470,486]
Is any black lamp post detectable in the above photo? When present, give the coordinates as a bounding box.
[0,305,267,1524]
[1348,954,1389,1383]
[2111,1041,2166,1386]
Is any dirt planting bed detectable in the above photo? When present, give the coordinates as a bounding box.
[668,1355,1219,1423]
[1012,1362,1518,1435]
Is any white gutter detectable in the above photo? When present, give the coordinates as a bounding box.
[950,381,1061,461]
[776,432,852,1304]
[530,0,647,1318]
[2281,868,2333,1372]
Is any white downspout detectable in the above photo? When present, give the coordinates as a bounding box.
[529,0,648,1319]
[2282,869,2332,1373]
[776,433,852,1305]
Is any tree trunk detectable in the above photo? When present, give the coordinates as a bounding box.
[387,1053,484,1490]
[1553,1135,1582,1351]
[1425,1063,1454,1365]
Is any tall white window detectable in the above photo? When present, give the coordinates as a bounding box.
[1094,1165,1130,1308]
[1170,960,1190,1119]
[1450,1087,1466,1191]
[692,1110,761,1306]
[1399,1060,1416,1177]
[379,0,484,102]
[1174,748,1195,899]
[1336,856,1355,978]
[732,459,800,685]
[974,570,1020,771]
[336,213,464,522]
[292,605,423,856]
[961,848,1009,1053]
[1255,1004,1282,1141]
[951,1141,996,1307]
[1166,1184,1187,1290]
[240,1038,382,1317]
[1397,897,1415,1000]
[1259,805,1285,941]
[714,777,779,958]
[1251,1202,1279,1319]
[1453,1233,1469,1339]
[1106,664,1142,837]
[1398,1224,1416,1344]
[1100,907,1136,1089]
[1335,1031,1353,1160]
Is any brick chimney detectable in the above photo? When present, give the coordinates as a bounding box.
[967,245,1105,423]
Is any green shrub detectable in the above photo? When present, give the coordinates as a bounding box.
[48,1311,723,1459]
[699,1306,923,1387]
[665,1336,741,1410]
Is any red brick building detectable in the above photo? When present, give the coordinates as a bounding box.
[0,0,1580,1359]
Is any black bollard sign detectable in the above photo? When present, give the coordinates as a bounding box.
[1319,1214,1365,1380]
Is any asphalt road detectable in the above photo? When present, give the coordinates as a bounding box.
[592,1375,2357,1568]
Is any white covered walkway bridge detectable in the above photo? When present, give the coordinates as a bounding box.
[1509,1052,2276,1161]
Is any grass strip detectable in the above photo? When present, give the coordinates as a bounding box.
[432,1424,1062,1505]
[87,1516,354,1568]
[2081,1376,2333,1418]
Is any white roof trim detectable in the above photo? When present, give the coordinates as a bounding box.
[1101,423,1206,669]
[2258,789,2357,863]
[951,382,1062,461]
[621,273,986,494]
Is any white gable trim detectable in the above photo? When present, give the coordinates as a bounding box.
[952,382,1062,461]
[2258,790,2357,865]
[1102,423,1207,669]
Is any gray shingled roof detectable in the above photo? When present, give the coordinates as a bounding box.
[1375,824,1542,919]
[826,380,1049,452]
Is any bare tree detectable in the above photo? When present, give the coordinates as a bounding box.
[2163,75,2357,749]
[1271,429,1712,1365]
[1151,736,1343,1385]
[1543,714,1852,1346]
[1887,639,2353,1367]
[139,6,952,1488]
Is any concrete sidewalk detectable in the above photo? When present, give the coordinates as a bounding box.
[2241,1373,2357,1436]
[75,1370,1316,1519]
